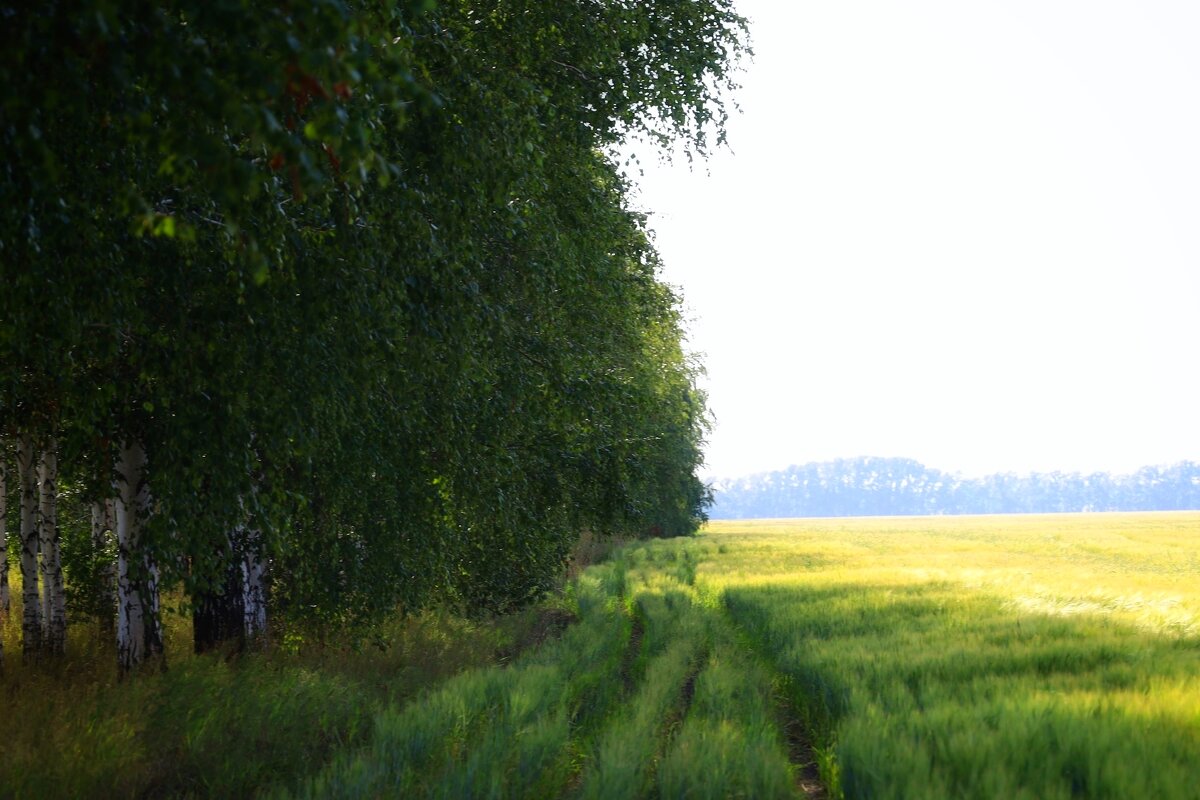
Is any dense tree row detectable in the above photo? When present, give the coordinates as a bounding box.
[711,457,1200,519]
[0,0,743,672]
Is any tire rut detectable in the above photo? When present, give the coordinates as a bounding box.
[660,652,704,739]
[619,612,645,696]
[722,599,830,799]
[774,681,829,799]
[644,651,707,798]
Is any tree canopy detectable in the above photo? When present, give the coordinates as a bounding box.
[0,0,747,663]
[710,457,1200,519]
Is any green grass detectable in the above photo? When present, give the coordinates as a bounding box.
[287,559,631,798]
[289,538,801,799]
[654,633,796,799]
[0,571,569,798]
[4,513,1199,798]
[709,514,1200,799]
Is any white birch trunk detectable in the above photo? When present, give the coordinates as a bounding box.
[145,554,162,656]
[115,440,161,674]
[240,527,268,644]
[38,449,51,636]
[17,434,41,656]
[0,447,5,666]
[91,502,104,553]
[38,441,66,653]
[91,499,118,628]
[1,449,9,617]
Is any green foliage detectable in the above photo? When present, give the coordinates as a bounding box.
[56,487,115,625]
[712,457,1200,518]
[0,0,745,637]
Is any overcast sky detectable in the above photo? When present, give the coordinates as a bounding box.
[629,0,1200,480]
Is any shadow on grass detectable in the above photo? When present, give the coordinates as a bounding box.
[726,581,1200,799]
[0,596,574,799]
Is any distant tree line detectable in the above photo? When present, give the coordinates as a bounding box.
[710,457,1200,519]
[0,1,743,673]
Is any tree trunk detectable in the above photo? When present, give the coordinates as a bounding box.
[145,553,163,659]
[1,448,9,618]
[91,499,118,632]
[38,440,66,654]
[17,434,41,657]
[240,527,268,645]
[0,446,5,667]
[115,440,162,675]
[38,450,50,637]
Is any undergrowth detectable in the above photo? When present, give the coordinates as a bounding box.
[8,514,1194,799]
[0,570,582,799]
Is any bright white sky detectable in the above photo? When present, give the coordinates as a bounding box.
[628,0,1200,480]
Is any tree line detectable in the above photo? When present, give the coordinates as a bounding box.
[0,0,746,673]
[710,457,1200,519]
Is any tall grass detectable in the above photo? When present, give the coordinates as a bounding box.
[8,513,1195,798]
[288,557,634,798]
[291,538,803,799]
[0,567,566,798]
[654,632,796,799]
[708,513,1200,799]
[577,607,706,798]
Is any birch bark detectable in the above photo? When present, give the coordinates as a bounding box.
[38,449,50,637]
[1,450,9,617]
[145,553,163,659]
[38,441,66,653]
[91,499,118,630]
[115,440,162,673]
[0,449,5,667]
[17,434,41,656]
[241,527,267,644]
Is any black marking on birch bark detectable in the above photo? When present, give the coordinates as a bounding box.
[38,441,66,655]
[17,435,41,657]
[0,450,9,619]
[115,440,161,675]
[240,527,268,645]
[90,500,117,633]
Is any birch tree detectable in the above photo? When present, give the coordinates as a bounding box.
[37,439,67,654]
[16,435,41,656]
[0,445,6,668]
[240,527,267,643]
[192,520,266,652]
[114,440,161,674]
[1,444,9,617]
[2,0,738,654]
[90,499,117,631]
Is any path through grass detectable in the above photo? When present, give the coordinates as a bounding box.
[296,512,1200,799]
[5,513,1198,798]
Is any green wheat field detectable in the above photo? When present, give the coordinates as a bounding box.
[3,513,1198,798]
[298,512,1200,799]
